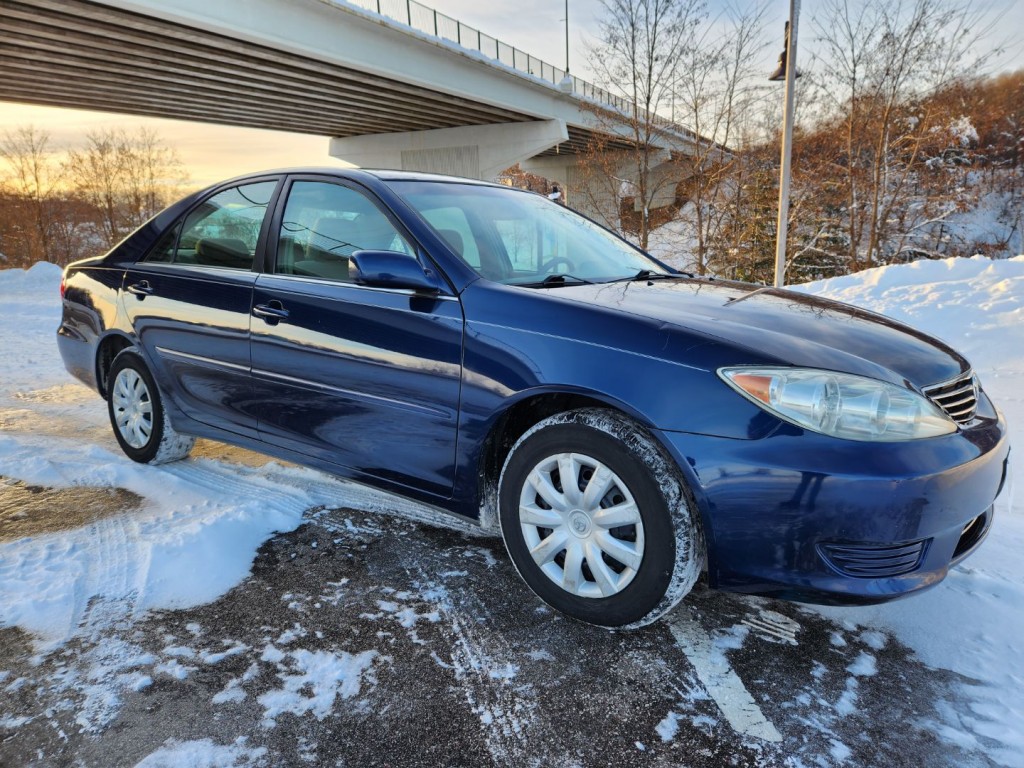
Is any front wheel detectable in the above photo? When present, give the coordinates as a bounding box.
[498,409,704,629]
[107,348,195,464]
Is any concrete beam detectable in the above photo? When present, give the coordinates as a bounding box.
[329,120,569,181]
[88,0,581,130]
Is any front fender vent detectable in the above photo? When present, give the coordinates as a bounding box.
[952,508,991,563]
[819,540,927,578]
[923,370,978,425]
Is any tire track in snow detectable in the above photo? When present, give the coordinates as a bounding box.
[160,457,483,537]
[74,516,141,635]
[0,424,484,650]
[0,442,321,648]
[310,510,553,767]
[0,511,146,649]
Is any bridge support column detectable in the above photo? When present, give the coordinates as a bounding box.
[523,151,690,229]
[521,156,609,227]
[328,120,569,181]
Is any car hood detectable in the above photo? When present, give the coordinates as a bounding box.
[549,277,968,388]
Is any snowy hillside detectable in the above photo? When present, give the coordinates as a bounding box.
[0,257,1021,765]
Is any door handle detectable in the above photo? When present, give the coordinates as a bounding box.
[252,301,289,322]
[126,280,153,298]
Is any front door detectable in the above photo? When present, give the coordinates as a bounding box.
[250,178,464,498]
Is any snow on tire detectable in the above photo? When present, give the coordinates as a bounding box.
[498,408,705,629]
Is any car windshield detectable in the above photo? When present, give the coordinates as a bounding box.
[389,181,672,286]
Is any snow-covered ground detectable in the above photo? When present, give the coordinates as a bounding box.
[0,256,1021,766]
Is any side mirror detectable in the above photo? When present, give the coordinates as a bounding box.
[350,250,441,293]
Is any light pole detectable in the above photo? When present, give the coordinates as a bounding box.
[770,2,800,288]
[558,0,573,93]
[564,0,570,75]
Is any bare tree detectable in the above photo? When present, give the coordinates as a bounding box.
[580,0,703,250]
[119,128,189,227]
[668,2,770,274]
[810,0,997,270]
[66,127,188,249]
[0,126,66,265]
[65,130,120,249]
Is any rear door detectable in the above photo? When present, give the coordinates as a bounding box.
[250,177,464,497]
[123,178,279,437]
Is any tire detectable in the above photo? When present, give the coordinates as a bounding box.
[499,408,705,629]
[106,348,195,464]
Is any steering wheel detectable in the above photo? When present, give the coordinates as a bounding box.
[538,256,577,274]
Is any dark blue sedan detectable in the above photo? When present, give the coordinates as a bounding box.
[56,168,1010,628]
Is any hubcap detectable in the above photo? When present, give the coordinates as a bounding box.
[518,452,645,599]
[111,368,154,449]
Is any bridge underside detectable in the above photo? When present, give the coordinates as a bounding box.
[1,0,537,138]
[1,0,694,224]
[0,0,635,157]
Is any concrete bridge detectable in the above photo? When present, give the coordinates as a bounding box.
[1,0,704,214]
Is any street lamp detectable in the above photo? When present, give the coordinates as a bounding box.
[770,3,801,288]
[769,22,801,82]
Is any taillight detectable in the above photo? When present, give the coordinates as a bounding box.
[60,271,66,300]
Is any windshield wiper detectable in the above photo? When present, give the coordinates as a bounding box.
[604,269,686,284]
[521,274,595,288]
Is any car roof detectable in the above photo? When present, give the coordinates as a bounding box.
[208,167,506,189]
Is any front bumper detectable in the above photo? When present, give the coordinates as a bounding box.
[656,395,1010,604]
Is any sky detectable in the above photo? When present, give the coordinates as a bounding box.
[0,0,1021,187]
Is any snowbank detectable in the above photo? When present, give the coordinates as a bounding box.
[794,255,1024,766]
[0,261,62,290]
[645,209,702,273]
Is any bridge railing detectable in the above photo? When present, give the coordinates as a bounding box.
[341,0,677,131]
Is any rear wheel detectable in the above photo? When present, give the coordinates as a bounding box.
[107,348,194,464]
[498,409,704,628]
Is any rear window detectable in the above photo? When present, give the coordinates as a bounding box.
[144,181,276,269]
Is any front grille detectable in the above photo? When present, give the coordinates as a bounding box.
[819,540,927,578]
[923,370,978,425]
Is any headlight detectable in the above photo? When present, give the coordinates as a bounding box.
[719,367,957,441]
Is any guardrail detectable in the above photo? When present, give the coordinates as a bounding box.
[339,0,676,127]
